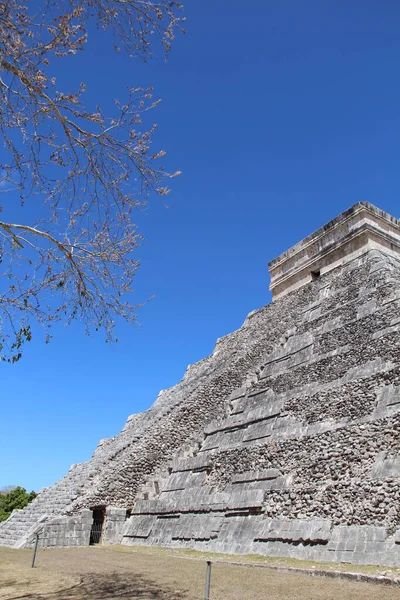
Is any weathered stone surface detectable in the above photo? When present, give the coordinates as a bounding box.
[124,515,155,539]
[232,469,282,483]
[1,202,400,567]
[255,518,332,543]
[18,511,94,549]
[371,454,400,479]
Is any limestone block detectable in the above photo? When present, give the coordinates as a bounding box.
[48,517,68,525]
[106,508,127,521]
[372,323,400,341]
[172,454,211,473]
[232,469,281,483]
[228,387,247,402]
[162,471,192,492]
[357,299,377,319]
[375,384,400,409]
[247,387,276,401]
[204,419,223,436]
[149,516,179,543]
[328,526,388,553]
[268,475,292,490]
[261,347,315,380]
[302,306,321,323]
[80,509,93,523]
[259,333,314,380]
[132,499,170,515]
[343,359,395,384]
[255,519,332,544]
[172,514,223,541]
[247,402,284,425]
[220,429,246,448]
[271,416,298,431]
[205,401,284,436]
[204,417,242,436]
[364,541,387,555]
[242,421,274,442]
[304,421,335,437]
[225,489,264,510]
[217,515,262,547]
[269,333,314,364]
[230,404,246,416]
[201,433,224,452]
[371,453,400,479]
[314,316,343,335]
[124,515,155,538]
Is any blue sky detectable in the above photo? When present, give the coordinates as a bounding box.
[1,0,400,491]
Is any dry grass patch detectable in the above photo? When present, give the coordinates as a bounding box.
[0,549,80,599]
[117,543,400,578]
[0,545,399,600]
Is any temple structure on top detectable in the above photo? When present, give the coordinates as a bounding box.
[269,202,400,300]
[1,201,400,568]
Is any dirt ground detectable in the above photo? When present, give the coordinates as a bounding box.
[0,545,400,600]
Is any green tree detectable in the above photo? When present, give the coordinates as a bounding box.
[0,486,37,521]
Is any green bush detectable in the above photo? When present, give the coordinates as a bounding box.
[0,487,37,522]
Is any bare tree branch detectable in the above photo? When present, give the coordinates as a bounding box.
[0,0,184,362]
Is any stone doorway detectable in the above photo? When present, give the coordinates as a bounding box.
[311,269,321,281]
[89,507,106,545]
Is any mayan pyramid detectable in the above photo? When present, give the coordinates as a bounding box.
[1,201,399,567]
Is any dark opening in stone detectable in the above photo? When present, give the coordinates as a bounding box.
[311,270,321,281]
[90,506,105,545]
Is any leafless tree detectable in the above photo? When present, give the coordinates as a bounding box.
[0,0,184,361]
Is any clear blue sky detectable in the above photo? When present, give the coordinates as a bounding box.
[1,0,400,491]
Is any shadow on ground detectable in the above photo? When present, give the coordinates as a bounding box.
[5,572,189,600]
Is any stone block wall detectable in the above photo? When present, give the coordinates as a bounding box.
[39,510,93,548]
[103,508,129,545]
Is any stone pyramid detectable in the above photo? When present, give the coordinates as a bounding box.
[1,202,399,567]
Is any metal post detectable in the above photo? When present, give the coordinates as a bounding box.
[31,534,39,568]
[204,560,212,600]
